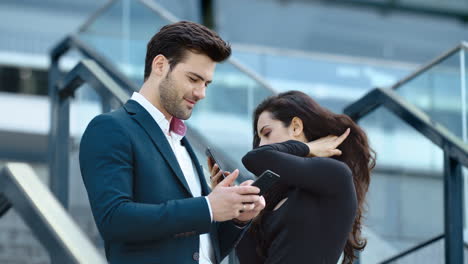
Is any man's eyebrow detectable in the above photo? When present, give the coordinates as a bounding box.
[188,72,212,84]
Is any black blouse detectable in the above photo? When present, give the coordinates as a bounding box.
[236,140,358,264]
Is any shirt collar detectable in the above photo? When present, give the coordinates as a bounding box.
[130,92,186,140]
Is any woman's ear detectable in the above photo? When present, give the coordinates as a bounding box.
[290,117,304,138]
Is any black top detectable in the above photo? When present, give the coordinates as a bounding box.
[236,140,358,264]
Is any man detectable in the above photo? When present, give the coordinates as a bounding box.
[79,21,265,264]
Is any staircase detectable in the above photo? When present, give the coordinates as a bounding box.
[0,1,467,263]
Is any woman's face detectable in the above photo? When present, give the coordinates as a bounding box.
[257,111,300,147]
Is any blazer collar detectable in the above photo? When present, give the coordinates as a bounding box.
[182,137,211,196]
[124,100,193,196]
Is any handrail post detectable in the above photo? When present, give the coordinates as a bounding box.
[49,46,71,209]
[444,153,464,264]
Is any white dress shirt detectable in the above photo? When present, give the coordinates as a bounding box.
[131,92,215,264]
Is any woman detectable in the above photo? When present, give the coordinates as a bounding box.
[210,91,375,264]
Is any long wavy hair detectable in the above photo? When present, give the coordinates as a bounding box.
[250,91,376,264]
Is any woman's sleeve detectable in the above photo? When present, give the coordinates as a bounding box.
[242,140,354,196]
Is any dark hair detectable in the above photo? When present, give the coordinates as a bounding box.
[144,21,231,81]
[251,91,376,264]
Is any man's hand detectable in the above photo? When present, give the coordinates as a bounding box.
[207,157,228,189]
[207,170,261,222]
[234,180,266,223]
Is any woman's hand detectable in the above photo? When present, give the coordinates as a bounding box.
[207,157,227,189]
[306,128,350,157]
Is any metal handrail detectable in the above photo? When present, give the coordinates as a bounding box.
[0,193,11,217]
[344,87,466,263]
[0,163,106,263]
[75,0,278,94]
[49,59,133,209]
[77,0,119,33]
[391,42,468,90]
[57,59,129,103]
[51,34,139,93]
[379,234,445,264]
[344,87,468,167]
[48,34,140,209]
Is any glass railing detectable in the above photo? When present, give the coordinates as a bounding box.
[357,107,444,264]
[231,45,414,113]
[393,44,468,143]
[75,0,276,179]
[344,86,467,263]
[391,45,468,262]
[77,0,169,86]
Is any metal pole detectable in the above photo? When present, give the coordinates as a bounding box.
[48,54,71,209]
[444,153,464,264]
[201,0,215,29]
[101,94,111,113]
[50,92,71,209]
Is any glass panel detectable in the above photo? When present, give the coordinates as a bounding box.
[357,107,444,264]
[395,50,463,139]
[78,0,169,85]
[151,0,201,22]
[394,47,468,250]
[233,48,412,113]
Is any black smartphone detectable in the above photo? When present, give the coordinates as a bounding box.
[205,147,226,179]
[240,170,281,210]
[251,170,281,196]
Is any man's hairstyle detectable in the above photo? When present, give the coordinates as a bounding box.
[144,21,231,81]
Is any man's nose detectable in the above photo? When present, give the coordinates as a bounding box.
[193,85,206,100]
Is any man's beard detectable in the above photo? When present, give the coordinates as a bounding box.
[159,73,192,120]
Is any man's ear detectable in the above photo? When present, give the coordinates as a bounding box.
[151,54,169,77]
[290,117,304,137]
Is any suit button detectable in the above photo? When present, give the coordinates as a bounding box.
[193,252,199,261]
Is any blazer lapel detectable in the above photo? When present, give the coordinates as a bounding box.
[182,138,222,262]
[123,100,192,196]
[182,137,211,196]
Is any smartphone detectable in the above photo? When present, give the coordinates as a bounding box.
[205,147,226,179]
[251,170,281,196]
[241,170,281,210]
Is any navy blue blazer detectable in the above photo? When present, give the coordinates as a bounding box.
[79,100,246,264]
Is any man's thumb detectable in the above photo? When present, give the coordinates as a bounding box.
[218,169,239,187]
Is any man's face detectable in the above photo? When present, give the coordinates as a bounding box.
[159,51,216,120]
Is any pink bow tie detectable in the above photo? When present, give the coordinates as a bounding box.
[169,117,187,136]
